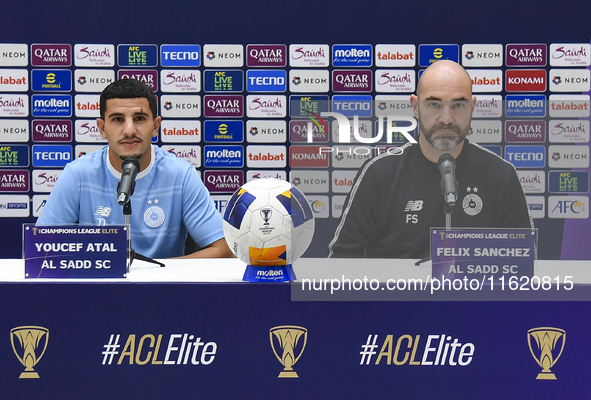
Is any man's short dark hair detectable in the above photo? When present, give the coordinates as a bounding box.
[99,78,158,119]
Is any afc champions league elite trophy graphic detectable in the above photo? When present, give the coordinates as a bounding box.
[10,326,49,378]
[527,327,566,380]
[269,325,308,378]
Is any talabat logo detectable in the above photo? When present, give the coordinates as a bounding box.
[74,69,114,93]
[0,119,28,142]
[548,145,589,168]
[332,70,372,92]
[461,44,503,67]
[548,196,588,219]
[204,120,243,142]
[0,145,29,167]
[160,69,201,92]
[375,70,415,93]
[31,69,72,92]
[466,120,502,143]
[473,95,502,118]
[290,170,329,193]
[246,95,286,118]
[160,120,201,143]
[203,145,243,168]
[418,44,459,66]
[0,69,28,91]
[74,44,115,67]
[32,94,72,118]
[549,171,589,193]
[549,120,590,143]
[0,44,28,67]
[506,44,547,67]
[203,70,244,92]
[506,70,546,92]
[517,171,545,193]
[161,145,201,167]
[246,145,287,168]
[31,44,71,67]
[33,169,62,192]
[160,44,201,67]
[75,120,106,143]
[246,120,286,143]
[117,70,158,91]
[505,120,545,143]
[290,120,329,143]
[505,95,546,118]
[32,144,72,167]
[332,95,372,117]
[204,170,243,193]
[467,69,502,93]
[160,95,201,118]
[550,43,591,67]
[549,68,590,92]
[504,145,546,168]
[0,94,28,117]
[203,44,244,67]
[203,95,243,118]
[117,44,158,67]
[289,146,329,168]
[246,45,286,67]
[332,45,372,67]
[32,120,72,142]
[289,95,329,118]
[374,95,413,117]
[0,170,28,192]
[246,70,287,92]
[549,95,590,118]
[74,94,100,118]
[289,70,329,93]
[375,44,416,67]
[289,45,329,67]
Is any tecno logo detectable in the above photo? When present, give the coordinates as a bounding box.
[505,145,546,168]
[506,70,546,92]
[32,145,72,167]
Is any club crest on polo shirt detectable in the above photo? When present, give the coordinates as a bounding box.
[144,199,165,228]
[462,187,483,216]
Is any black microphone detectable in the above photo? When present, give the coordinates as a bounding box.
[437,153,458,207]
[117,157,140,205]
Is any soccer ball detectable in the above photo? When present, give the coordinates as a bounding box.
[222,178,315,279]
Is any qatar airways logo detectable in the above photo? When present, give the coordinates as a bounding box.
[117,70,158,91]
[74,44,115,67]
[289,45,329,67]
[204,171,243,193]
[32,120,72,142]
[246,95,286,118]
[550,44,590,67]
[203,95,243,118]
[332,70,372,92]
[31,44,71,67]
[0,170,28,192]
[506,44,547,67]
[505,120,545,143]
[246,45,286,67]
[375,70,415,93]
[160,70,201,92]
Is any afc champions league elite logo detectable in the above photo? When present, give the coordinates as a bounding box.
[269,325,307,378]
[10,326,49,378]
[527,327,566,380]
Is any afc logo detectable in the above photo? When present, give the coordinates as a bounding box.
[404,200,423,223]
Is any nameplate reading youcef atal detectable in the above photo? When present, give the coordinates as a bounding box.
[23,225,127,278]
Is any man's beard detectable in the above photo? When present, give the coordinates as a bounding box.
[420,122,469,151]
[119,153,142,161]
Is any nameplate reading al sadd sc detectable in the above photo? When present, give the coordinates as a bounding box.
[23,225,127,278]
[430,228,537,280]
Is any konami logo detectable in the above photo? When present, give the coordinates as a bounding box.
[289,146,329,168]
[505,70,546,92]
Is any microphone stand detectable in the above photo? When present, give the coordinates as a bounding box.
[122,200,165,272]
[415,200,454,267]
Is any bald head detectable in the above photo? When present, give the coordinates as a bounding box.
[416,60,473,99]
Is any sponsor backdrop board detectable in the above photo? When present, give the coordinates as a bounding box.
[0,1,590,261]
